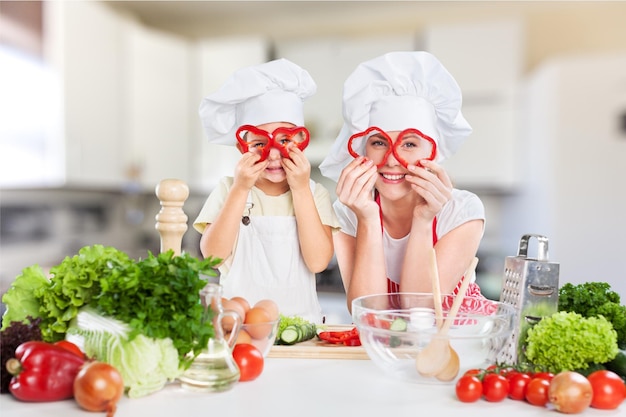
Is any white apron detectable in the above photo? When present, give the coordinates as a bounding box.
[220,195,323,324]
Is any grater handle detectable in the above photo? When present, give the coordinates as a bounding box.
[517,234,549,261]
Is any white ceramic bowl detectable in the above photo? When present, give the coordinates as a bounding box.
[352,293,515,384]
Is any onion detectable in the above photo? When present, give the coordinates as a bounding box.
[548,371,593,414]
[74,361,124,417]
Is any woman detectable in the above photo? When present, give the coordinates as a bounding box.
[194,59,340,323]
[319,51,492,313]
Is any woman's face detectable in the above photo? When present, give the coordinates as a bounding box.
[368,130,434,199]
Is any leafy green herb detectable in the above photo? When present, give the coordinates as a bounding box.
[558,282,626,349]
[525,311,619,373]
[95,250,219,361]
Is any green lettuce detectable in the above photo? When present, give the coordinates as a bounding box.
[525,311,619,373]
[1,265,49,329]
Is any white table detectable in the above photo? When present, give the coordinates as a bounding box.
[1,358,622,417]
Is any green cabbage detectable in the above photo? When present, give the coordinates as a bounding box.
[68,308,182,398]
[525,311,619,373]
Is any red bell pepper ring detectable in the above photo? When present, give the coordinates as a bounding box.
[318,327,362,346]
[6,341,86,402]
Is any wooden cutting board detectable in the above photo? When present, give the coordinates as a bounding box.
[268,325,370,360]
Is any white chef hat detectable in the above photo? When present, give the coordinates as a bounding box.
[199,58,316,145]
[319,51,472,182]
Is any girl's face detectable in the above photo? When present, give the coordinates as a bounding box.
[255,122,295,185]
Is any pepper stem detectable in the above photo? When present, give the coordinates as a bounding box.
[5,358,22,376]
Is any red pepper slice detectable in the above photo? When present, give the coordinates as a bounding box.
[6,341,86,402]
[318,327,362,346]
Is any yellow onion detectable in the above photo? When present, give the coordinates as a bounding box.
[74,361,124,417]
[548,371,593,414]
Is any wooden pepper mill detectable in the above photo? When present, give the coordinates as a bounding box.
[155,178,189,256]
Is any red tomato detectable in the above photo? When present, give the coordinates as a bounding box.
[508,372,532,401]
[587,370,626,410]
[455,375,483,403]
[54,340,85,358]
[525,377,550,406]
[232,343,264,382]
[463,368,482,377]
[482,373,509,402]
[532,371,554,382]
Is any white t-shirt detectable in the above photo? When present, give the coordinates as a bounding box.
[332,189,485,285]
[193,176,340,275]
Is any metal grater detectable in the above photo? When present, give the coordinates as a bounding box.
[496,234,560,365]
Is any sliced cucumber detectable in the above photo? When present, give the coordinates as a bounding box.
[390,317,408,332]
[280,326,300,344]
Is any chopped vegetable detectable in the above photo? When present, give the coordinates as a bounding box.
[525,311,619,373]
[558,282,626,349]
[275,315,317,345]
[1,318,44,394]
[318,327,361,346]
[5,341,85,402]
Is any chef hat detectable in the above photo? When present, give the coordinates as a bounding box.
[199,58,316,145]
[319,51,472,182]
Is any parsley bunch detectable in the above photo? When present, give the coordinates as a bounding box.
[95,250,220,361]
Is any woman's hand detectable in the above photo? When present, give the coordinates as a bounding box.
[405,159,453,221]
[282,146,311,191]
[335,157,379,218]
[233,152,268,190]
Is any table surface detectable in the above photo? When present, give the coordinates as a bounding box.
[2,358,624,417]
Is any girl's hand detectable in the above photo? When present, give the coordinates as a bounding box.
[405,159,453,221]
[335,157,379,218]
[282,146,311,191]
[233,152,268,190]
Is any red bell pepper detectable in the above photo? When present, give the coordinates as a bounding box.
[6,341,86,402]
[318,327,362,346]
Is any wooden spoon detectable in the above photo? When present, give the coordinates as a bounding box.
[415,257,478,378]
[434,257,478,381]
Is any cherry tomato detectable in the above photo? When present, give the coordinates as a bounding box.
[232,343,264,382]
[508,372,532,401]
[455,375,483,403]
[54,340,85,358]
[525,377,550,406]
[532,371,554,382]
[587,370,626,410]
[463,368,482,377]
[482,373,509,402]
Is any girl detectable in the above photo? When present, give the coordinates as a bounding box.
[319,51,493,314]
[194,59,339,323]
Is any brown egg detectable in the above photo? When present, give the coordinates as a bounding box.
[244,307,272,339]
[254,299,280,321]
[234,329,252,345]
[221,299,245,332]
[231,296,251,314]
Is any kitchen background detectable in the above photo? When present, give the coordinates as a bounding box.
[1,1,625,323]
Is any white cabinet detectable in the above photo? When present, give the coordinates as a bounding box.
[46,1,126,187]
[125,24,192,189]
[43,1,192,190]
[421,20,524,190]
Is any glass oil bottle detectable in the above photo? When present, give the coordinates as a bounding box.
[179,283,242,392]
